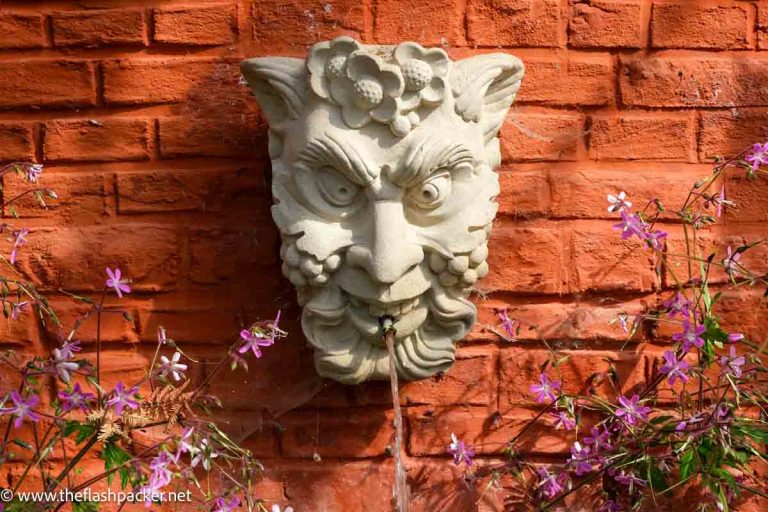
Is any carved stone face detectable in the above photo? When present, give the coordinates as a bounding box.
[242,38,524,384]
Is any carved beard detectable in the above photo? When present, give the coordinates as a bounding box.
[280,233,490,384]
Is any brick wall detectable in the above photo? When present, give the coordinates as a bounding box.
[1,0,767,510]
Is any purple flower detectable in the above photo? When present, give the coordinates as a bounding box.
[598,500,624,512]
[106,381,139,416]
[550,410,576,431]
[58,383,95,412]
[238,311,282,358]
[614,471,646,493]
[139,450,174,502]
[190,438,218,471]
[659,350,690,385]
[706,185,733,217]
[673,320,706,352]
[615,394,650,425]
[745,142,768,171]
[105,267,131,298]
[496,307,516,339]
[569,441,593,476]
[616,312,630,333]
[213,496,241,512]
[157,326,168,345]
[9,228,29,265]
[536,467,569,500]
[719,345,746,379]
[728,332,744,343]
[530,373,561,404]
[23,163,43,183]
[0,391,41,428]
[158,351,187,382]
[662,292,691,319]
[52,348,79,383]
[675,412,706,432]
[613,210,647,240]
[175,426,197,462]
[447,433,475,466]
[644,229,668,251]
[59,339,82,360]
[584,426,613,452]
[722,246,743,277]
[607,191,632,213]
[10,300,28,320]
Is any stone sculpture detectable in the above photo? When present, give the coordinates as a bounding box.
[241,37,524,384]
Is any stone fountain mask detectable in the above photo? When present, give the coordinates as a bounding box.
[241,37,524,384]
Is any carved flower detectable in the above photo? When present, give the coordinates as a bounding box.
[330,51,404,130]
[307,36,362,100]
[393,42,449,111]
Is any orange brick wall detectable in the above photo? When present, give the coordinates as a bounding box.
[2,1,768,510]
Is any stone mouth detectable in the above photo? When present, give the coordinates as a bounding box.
[346,294,428,344]
[349,295,419,320]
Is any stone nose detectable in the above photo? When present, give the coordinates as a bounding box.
[347,200,424,285]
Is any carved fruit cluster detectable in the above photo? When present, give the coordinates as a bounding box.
[280,239,341,288]
[428,224,492,290]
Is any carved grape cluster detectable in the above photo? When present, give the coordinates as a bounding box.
[280,239,341,287]
[428,224,492,290]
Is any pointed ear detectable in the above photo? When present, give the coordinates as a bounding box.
[241,57,308,125]
[450,53,524,142]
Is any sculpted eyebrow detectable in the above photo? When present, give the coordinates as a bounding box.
[297,134,375,185]
[393,135,475,187]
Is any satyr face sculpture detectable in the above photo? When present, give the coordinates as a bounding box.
[241,38,524,384]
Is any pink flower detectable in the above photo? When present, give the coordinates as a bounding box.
[613,210,647,240]
[719,345,746,379]
[607,191,632,212]
[213,496,241,512]
[59,339,81,360]
[745,142,768,171]
[495,307,516,339]
[106,381,140,415]
[58,383,95,412]
[536,467,569,500]
[722,246,743,277]
[105,267,131,298]
[0,391,40,428]
[10,301,28,320]
[9,228,29,265]
[584,426,612,451]
[23,163,43,183]
[615,394,650,425]
[728,333,744,343]
[158,351,187,382]
[530,373,561,403]
[644,229,668,251]
[673,320,706,352]
[550,410,576,431]
[238,311,282,358]
[659,350,690,385]
[52,348,79,383]
[662,292,691,319]
[447,433,475,466]
[569,441,593,476]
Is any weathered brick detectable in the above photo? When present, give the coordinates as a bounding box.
[519,53,615,106]
[44,119,149,162]
[0,122,35,161]
[189,225,280,284]
[153,4,238,46]
[279,408,394,458]
[468,0,562,47]
[501,110,586,162]
[3,171,107,223]
[251,0,365,52]
[588,114,693,160]
[725,170,768,223]
[620,54,768,108]
[51,9,146,47]
[485,223,564,294]
[158,115,266,158]
[569,0,644,48]
[650,1,752,50]
[0,61,95,109]
[0,13,45,49]
[496,168,550,218]
[759,3,768,50]
[569,221,659,292]
[698,109,768,160]
[374,0,464,45]
[43,295,138,344]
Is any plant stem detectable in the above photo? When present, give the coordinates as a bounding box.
[382,318,408,512]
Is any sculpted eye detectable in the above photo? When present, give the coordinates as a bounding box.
[317,167,360,207]
[409,172,451,209]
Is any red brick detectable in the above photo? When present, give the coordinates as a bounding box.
[189,225,280,284]
[251,0,365,52]
[0,13,45,49]
[0,61,95,109]
[0,122,35,161]
[759,3,768,50]
[374,0,464,46]
[0,312,40,347]
[3,171,107,223]
[569,0,644,48]
[103,58,239,105]
[215,410,277,458]
[42,295,138,344]
[158,115,266,158]
[569,221,659,292]
[408,406,572,456]
[44,119,149,162]
[650,1,752,50]
[16,225,182,292]
[712,289,768,344]
[468,0,562,47]
[620,54,768,108]
[588,114,693,160]
[499,347,647,406]
[496,168,550,218]
[519,53,615,106]
[153,4,238,46]
[484,223,565,294]
[698,109,768,160]
[51,9,146,47]
[725,170,768,223]
[279,408,394,458]
[501,109,586,162]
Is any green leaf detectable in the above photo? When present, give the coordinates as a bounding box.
[75,424,96,444]
[102,442,132,486]
[63,420,82,437]
[679,448,697,482]
[73,501,100,512]
[10,439,31,450]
